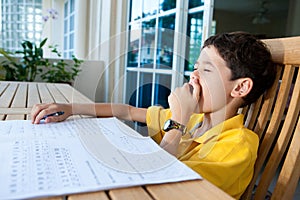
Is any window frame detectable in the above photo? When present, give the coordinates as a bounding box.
[63,0,75,58]
[124,0,214,107]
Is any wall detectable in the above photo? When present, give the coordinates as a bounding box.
[213,0,300,38]
[213,10,289,38]
[74,0,128,103]
[286,0,300,36]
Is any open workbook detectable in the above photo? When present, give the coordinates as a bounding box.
[0,117,201,199]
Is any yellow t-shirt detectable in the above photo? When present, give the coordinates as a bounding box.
[146,106,259,199]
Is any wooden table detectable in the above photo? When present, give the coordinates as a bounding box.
[0,81,234,200]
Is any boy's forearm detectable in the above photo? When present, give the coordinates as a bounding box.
[160,130,182,156]
[71,103,147,123]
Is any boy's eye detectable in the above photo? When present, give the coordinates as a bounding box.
[193,63,200,71]
[204,69,211,72]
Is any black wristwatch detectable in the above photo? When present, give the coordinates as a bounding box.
[163,119,187,136]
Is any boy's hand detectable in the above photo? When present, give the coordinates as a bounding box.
[168,82,201,125]
[31,103,71,124]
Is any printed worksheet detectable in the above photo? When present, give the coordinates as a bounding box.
[0,118,201,200]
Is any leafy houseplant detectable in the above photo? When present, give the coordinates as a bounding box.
[0,38,48,81]
[40,45,83,83]
[0,39,83,83]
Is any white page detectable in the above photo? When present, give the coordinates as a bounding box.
[0,118,201,200]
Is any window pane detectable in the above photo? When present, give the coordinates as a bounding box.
[64,36,68,50]
[127,23,141,67]
[141,19,156,68]
[129,0,142,21]
[154,74,171,108]
[185,12,203,71]
[64,20,68,34]
[188,0,204,9]
[70,15,74,31]
[63,0,76,59]
[159,0,176,12]
[143,0,158,17]
[126,71,138,106]
[69,33,74,49]
[156,14,175,69]
[70,0,75,12]
[138,72,153,108]
[64,2,68,18]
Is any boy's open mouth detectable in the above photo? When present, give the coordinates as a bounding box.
[189,84,194,94]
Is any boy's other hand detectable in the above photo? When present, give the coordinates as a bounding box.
[168,83,201,125]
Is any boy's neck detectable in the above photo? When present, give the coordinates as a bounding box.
[203,106,238,131]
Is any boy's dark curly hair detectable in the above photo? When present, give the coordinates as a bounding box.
[203,32,277,106]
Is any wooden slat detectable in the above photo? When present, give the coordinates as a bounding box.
[244,95,262,130]
[38,83,55,103]
[253,65,284,137]
[27,82,41,107]
[0,81,9,95]
[262,36,300,64]
[26,82,41,120]
[68,191,109,200]
[0,107,31,114]
[242,65,297,199]
[0,82,9,120]
[5,115,25,120]
[245,65,294,198]
[109,187,153,200]
[10,82,27,107]
[272,116,300,200]
[147,180,233,200]
[254,67,300,199]
[245,64,282,133]
[5,82,27,120]
[0,82,18,107]
[47,83,68,103]
[56,83,93,103]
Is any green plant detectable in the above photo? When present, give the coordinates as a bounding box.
[40,45,83,83]
[0,39,83,83]
[0,38,48,81]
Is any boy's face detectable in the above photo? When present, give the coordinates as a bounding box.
[189,45,237,114]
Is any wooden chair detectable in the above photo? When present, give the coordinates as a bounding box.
[240,36,300,200]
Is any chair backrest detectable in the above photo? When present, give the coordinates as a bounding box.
[240,36,300,200]
[73,60,105,102]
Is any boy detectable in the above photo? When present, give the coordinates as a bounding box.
[31,32,276,199]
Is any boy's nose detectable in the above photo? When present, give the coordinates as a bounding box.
[190,70,198,80]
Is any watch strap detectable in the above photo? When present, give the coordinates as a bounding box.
[163,119,187,136]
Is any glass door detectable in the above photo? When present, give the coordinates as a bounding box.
[125,0,213,133]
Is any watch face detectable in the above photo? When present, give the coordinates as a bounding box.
[163,119,172,131]
[163,119,186,135]
[163,119,179,132]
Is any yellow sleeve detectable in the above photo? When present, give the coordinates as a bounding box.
[146,106,172,144]
[181,129,258,199]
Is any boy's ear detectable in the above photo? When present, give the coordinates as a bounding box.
[231,78,253,98]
